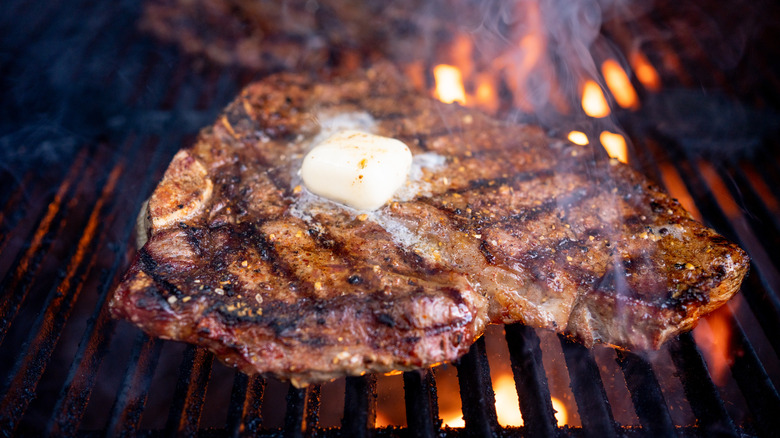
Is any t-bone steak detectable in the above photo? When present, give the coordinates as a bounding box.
[110,64,749,386]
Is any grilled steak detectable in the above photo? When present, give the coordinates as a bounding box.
[110,64,749,385]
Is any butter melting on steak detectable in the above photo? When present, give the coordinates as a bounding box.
[110,65,749,385]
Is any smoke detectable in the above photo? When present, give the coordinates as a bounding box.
[468,0,637,127]
[0,3,133,177]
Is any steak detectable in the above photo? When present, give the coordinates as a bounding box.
[110,64,749,385]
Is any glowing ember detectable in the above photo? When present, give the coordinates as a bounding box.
[581,80,610,118]
[630,50,661,92]
[567,131,589,146]
[493,374,523,426]
[601,59,639,110]
[599,131,628,163]
[551,396,568,425]
[433,64,467,104]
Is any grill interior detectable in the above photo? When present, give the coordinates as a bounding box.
[1,0,780,436]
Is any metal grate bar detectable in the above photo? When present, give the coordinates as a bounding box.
[653,2,733,94]
[455,336,498,436]
[0,170,68,283]
[45,150,139,435]
[0,0,136,352]
[341,374,378,437]
[668,333,739,436]
[724,310,780,437]
[164,345,214,436]
[0,173,33,252]
[0,151,122,434]
[403,370,439,438]
[559,335,617,437]
[695,160,780,302]
[645,137,780,357]
[305,384,322,435]
[227,373,266,437]
[615,350,675,436]
[629,11,693,88]
[644,138,779,435]
[44,25,190,431]
[0,148,89,345]
[736,162,780,241]
[83,0,145,86]
[504,323,558,436]
[284,385,308,438]
[106,334,162,437]
[0,0,68,65]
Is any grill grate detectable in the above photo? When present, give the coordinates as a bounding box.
[1,0,780,436]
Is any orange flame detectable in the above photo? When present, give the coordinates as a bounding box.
[693,303,737,386]
[657,161,703,221]
[551,397,568,425]
[403,61,426,93]
[599,131,628,163]
[375,411,393,428]
[433,65,467,105]
[630,50,661,92]
[441,412,465,428]
[475,73,500,113]
[567,131,589,146]
[581,80,611,118]
[493,373,569,427]
[601,59,639,110]
[494,374,524,426]
[452,33,475,81]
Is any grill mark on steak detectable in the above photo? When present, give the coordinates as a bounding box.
[311,212,451,281]
[241,222,305,291]
[137,247,184,298]
[419,181,595,235]
[110,64,748,386]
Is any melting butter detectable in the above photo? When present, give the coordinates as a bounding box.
[300,130,412,211]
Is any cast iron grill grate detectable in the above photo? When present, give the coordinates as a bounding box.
[1,0,779,436]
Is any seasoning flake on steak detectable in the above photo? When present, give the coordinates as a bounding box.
[110,64,749,386]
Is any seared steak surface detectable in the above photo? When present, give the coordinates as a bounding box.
[110,65,749,385]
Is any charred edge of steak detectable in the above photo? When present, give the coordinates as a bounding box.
[111,64,749,386]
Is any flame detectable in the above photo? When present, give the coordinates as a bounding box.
[375,411,393,428]
[599,131,628,163]
[657,161,703,221]
[403,61,426,92]
[581,80,611,118]
[693,303,737,386]
[441,412,465,428]
[433,65,467,104]
[551,397,568,425]
[452,33,474,81]
[505,33,547,113]
[601,59,639,110]
[475,73,500,113]
[630,50,661,92]
[492,373,569,427]
[567,131,589,146]
[494,374,524,426]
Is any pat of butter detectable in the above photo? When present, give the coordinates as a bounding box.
[301,130,412,210]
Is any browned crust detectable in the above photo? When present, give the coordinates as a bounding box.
[110,64,748,385]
